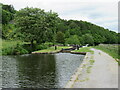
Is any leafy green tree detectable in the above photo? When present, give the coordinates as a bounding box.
[56,19,68,33]
[65,30,70,38]
[79,37,84,45]
[82,34,94,45]
[2,24,15,39]
[69,21,78,29]
[66,35,80,45]
[2,3,119,46]
[1,3,16,24]
[56,31,65,44]
[93,34,106,45]
[15,7,58,47]
[43,11,59,43]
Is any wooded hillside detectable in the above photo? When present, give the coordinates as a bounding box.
[1,3,119,46]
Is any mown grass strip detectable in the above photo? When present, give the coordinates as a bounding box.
[72,47,94,54]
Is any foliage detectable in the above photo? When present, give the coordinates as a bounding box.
[44,42,54,47]
[82,34,94,45]
[1,3,16,24]
[36,44,48,50]
[93,34,106,45]
[1,3,120,55]
[2,24,16,40]
[66,35,80,45]
[56,31,65,44]
[13,44,29,55]
[2,40,29,55]
[2,44,29,55]
[15,7,58,46]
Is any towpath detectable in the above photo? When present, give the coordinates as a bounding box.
[68,48,118,88]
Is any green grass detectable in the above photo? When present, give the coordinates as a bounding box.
[93,44,120,65]
[93,44,119,59]
[34,46,72,53]
[72,47,94,53]
[2,40,26,49]
[1,40,29,55]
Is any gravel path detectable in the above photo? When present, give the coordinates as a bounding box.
[73,48,118,88]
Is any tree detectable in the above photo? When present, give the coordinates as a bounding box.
[65,30,70,38]
[82,34,94,46]
[2,3,16,24]
[15,7,58,47]
[66,35,80,45]
[56,31,65,44]
[93,34,106,45]
[79,37,84,45]
[43,10,59,43]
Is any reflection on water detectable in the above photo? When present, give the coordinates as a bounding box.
[2,53,84,88]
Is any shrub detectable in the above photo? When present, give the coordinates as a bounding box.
[44,42,53,47]
[36,44,48,50]
[13,44,28,55]
[2,47,14,55]
[13,45,28,55]
[2,44,29,55]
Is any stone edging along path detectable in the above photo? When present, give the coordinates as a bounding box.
[65,52,91,88]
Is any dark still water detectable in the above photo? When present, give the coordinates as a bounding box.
[2,53,84,88]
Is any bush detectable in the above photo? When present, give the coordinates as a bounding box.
[44,42,54,47]
[36,44,48,50]
[2,44,29,55]
[22,44,34,53]
[65,35,80,45]
[2,47,14,55]
[13,44,28,55]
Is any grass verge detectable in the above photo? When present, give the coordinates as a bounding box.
[72,47,94,54]
[93,44,120,65]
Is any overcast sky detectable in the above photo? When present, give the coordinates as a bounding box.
[0,0,119,32]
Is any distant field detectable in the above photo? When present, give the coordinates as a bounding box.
[93,44,119,60]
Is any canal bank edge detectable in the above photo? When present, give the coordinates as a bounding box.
[65,52,90,88]
[32,49,86,55]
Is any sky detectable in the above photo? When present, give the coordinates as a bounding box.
[0,0,119,32]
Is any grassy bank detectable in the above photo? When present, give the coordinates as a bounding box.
[72,47,94,54]
[2,40,72,55]
[34,46,72,53]
[93,44,120,64]
[1,40,29,55]
[2,40,26,49]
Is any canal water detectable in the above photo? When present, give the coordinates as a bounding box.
[2,53,84,88]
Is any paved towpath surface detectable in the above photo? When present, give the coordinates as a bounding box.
[73,48,118,88]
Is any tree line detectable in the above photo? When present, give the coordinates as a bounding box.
[1,3,120,47]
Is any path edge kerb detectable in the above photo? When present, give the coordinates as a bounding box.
[65,52,90,88]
